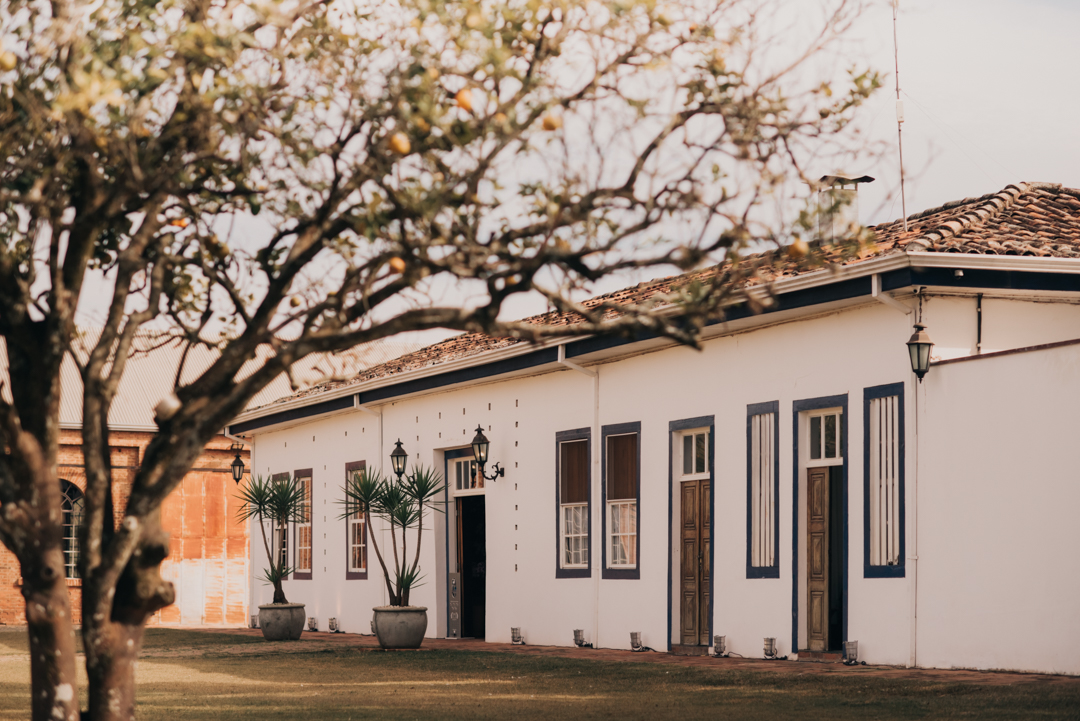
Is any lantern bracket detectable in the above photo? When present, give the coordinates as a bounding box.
[871,274,912,315]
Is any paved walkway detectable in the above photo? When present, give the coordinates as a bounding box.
[182,628,1080,688]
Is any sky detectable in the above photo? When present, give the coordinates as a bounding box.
[851,0,1080,224]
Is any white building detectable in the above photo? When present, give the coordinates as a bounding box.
[230,181,1080,674]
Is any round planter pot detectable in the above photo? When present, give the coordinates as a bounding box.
[372,606,428,649]
[258,603,306,641]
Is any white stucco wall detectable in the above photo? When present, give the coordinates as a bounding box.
[916,342,1080,674]
[246,290,1080,674]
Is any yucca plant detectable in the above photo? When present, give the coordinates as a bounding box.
[342,465,445,607]
[237,474,307,604]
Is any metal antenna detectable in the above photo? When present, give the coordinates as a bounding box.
[893,0,908,232]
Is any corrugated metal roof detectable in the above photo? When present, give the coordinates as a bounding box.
[0,333,419,432]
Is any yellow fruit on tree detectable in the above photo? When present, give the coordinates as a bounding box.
[389,132,411,155]
[388,257,407,274]
[787,237,810,260]
[455,88,473,113]
[542,114,563,131]
[0,52,16,72]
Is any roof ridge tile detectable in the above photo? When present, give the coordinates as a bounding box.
[912,182,1028,247]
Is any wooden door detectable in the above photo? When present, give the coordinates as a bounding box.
[680,479,710,646]
[806,467,829,652]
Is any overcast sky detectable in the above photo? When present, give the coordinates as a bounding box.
[853,0,1080,224]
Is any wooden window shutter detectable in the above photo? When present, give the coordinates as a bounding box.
[607,434,637,501]
[560,440,589,504]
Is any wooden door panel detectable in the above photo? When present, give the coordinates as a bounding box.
[807,468,829,652]
[681,591,697,639]
[809,591,825,636]
[682,484,696,528]
[680,479,711,647]
[810,534,825,578]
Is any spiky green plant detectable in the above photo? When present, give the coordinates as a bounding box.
[342,465,445,607]
[237,475,306,604]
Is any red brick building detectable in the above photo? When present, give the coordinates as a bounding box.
[0,429,251,627]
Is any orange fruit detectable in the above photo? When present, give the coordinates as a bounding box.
[542,114,562,131]
[389,132,411,155]
[455,88,473,113]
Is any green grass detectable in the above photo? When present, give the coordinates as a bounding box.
[0,629,1077,720]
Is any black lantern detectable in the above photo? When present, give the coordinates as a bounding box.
[230,442,246,484]
[907,323,934,381]
[470,425,504,481]
[390,439,408,479]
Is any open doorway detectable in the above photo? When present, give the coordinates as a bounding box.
[457,495,486,640]
[445,449,486,641]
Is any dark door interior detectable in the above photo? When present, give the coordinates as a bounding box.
[458,495,486,640]
[827,466,844,651]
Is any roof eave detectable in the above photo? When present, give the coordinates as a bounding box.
[229,250,1080,432]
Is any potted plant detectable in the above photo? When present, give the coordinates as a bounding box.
[237,474,308,641]
[343,455,444,649]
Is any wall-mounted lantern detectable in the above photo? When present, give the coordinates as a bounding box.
[230,442,246,484]
[470,425,505,482]
[906,323,934,381]
[390,439,408,479]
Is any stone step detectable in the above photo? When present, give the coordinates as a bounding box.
[670,644,712,657]
[798,651,845,663]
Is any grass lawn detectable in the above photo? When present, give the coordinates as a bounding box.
[0,628,1077,720]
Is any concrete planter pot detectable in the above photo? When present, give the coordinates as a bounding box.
[258,603,306,641]
[372,606,428,649]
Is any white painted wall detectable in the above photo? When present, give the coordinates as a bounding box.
[247,291,1080,673]
[916,342,1080,674]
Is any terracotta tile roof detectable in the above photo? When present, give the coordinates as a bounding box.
[264,181,1080,406]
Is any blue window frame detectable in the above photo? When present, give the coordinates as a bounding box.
[863,382,906,578]
[746,401,780,578]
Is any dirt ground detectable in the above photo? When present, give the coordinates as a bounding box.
[0,627,1077,720]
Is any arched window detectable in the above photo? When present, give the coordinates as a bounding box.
[60,481,84,579]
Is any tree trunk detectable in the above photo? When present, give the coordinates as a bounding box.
[82,511,174,721]
[22,553,80,721]
[83,622,144,721]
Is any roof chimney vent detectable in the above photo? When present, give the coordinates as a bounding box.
[817,175,874,243]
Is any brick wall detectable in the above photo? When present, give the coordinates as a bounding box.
[0,430,249,627]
